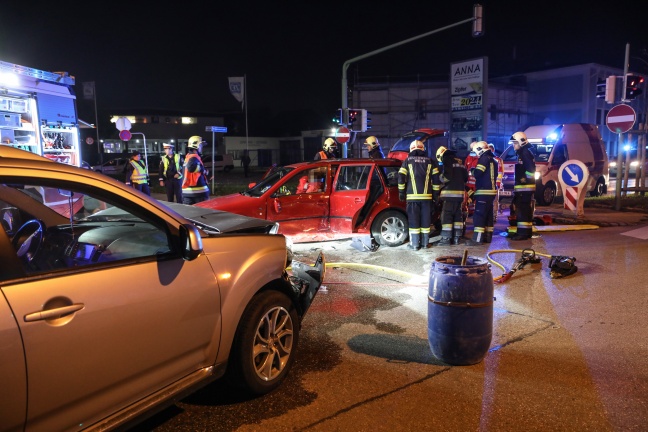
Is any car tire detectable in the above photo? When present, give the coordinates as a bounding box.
[590,178,606,197]
[226,290,299,395]
[371,210,408,247]
[535,183,555,206]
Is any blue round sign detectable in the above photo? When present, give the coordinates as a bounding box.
[558,160,588,190]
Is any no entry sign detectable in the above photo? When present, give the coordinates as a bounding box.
[606,104,636,134]
[334,126,350,144]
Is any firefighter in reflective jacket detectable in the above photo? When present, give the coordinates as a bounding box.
[509,131,536,240]
[125,150,150,196]
[435,146,468,246]
[465,141,498,246]
[314,138,338,160]
[397,140,434,250]
[182,136,210,205]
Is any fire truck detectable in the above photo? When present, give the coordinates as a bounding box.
[1,60,81,167]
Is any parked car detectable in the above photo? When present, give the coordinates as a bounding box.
[387,128,450,162]
[197,158,413,246]
[0,146,324,431]
[609,159,648,177]
[91,157,128,174]
[500,123,609,205]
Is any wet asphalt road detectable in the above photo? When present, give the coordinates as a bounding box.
[130,215,648,432]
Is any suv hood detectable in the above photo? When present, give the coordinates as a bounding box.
[162,202,278,234]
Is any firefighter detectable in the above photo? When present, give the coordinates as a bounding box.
[158,142,183,203]
[182,135,210,204]
[465,141,498,245]
[125,150,150,196]
[314,138,338,160]
[398,140,434,250]
[488,143,504,189]
[509,131,536,240]
[435,146,468,246]
[364,136,385,159]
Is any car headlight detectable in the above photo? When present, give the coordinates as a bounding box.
[534,172,540,180]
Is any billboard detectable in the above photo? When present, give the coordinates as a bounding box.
[450,57,488,157]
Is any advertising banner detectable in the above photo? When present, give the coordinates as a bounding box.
[450,58,487,157]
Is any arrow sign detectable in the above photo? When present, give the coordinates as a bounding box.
[606,104,636,134]
[558,160,588,189]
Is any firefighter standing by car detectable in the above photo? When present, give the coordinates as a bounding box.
[464,142,498,246]
[509,131,536,241]
[125,150,151,196]
[435,146,468,246]
[182,136,210,204]
[158,143,183,203]
[314,138,338,160]
[364,136,385,159]
[398,140,434,250]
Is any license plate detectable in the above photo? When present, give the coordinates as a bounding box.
[499,190,512,197]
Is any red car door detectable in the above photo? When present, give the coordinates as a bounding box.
[329,163,374,234]
[265,166,331,240]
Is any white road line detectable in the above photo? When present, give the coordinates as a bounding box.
[621,226,648,240]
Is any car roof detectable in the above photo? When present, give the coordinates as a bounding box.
[284,158,402,169]
[0,145,54,162]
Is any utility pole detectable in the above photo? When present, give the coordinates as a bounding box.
[340,4,483,157]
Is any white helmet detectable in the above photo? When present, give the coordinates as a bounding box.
[409,140,425,152]
[436,145,447,163]
[365,136,380,149]
[510,131,529,147]
[323,137,337,152]
[188,135,204,149]
[472,141,488,157]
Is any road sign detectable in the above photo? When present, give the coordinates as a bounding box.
[334,126,350,144]
[115,117,132,131]
[119,130,132,141]
[85,137,94,145]
[205,126,228,133]
[606,104,636,134]
[558,160,588,189]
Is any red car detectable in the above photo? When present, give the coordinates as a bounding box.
[197,158,410,246]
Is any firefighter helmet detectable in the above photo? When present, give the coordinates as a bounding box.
[188,135,204,149]
[510,131,529,147]
[323,138,337,152]
[436,145,447,163]
[409,140,425,152]
[472,141,488,157]
[365,136,380,149]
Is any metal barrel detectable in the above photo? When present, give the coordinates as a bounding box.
[428,255,493,365]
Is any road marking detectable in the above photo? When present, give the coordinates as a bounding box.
[621,226,648,240]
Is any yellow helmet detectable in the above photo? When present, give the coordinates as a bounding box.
[323,137,337,152]
[472,141,488,157]
[365,136,380,149]
[409,140,425,152]
[510,131,529,147]
[188,135,204,149]
[436,145,447,163]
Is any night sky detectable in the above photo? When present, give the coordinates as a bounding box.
[1,0,646,134]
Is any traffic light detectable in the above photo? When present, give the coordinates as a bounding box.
[348,109,359,129]
[596,79,606,98]
[472,4,484,37]
[331,108,342,124]
[625,74,644,100]
[605,75,617,104]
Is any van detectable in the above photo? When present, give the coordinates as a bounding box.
[500,123,609,205]
[201,153,235,172]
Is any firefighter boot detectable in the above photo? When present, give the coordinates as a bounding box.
[453,236,463,246]
[437,236,452,246]
[422,234,431,249]
[485,232,493,243]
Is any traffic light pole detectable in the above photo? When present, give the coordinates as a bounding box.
[615,43,630,211]
[340,5,482,157]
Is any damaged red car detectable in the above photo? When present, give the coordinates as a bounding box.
[196,159,410,246]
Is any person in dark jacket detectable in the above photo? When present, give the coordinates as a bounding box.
[464,141,498,245]
[509,131,536,240]
[125,150,150,196]
[364,136,385,159]
[158,143,183,203]
[397,140,434,250]
[434,146,468,246]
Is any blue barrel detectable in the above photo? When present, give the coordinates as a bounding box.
[428,255,493,365]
